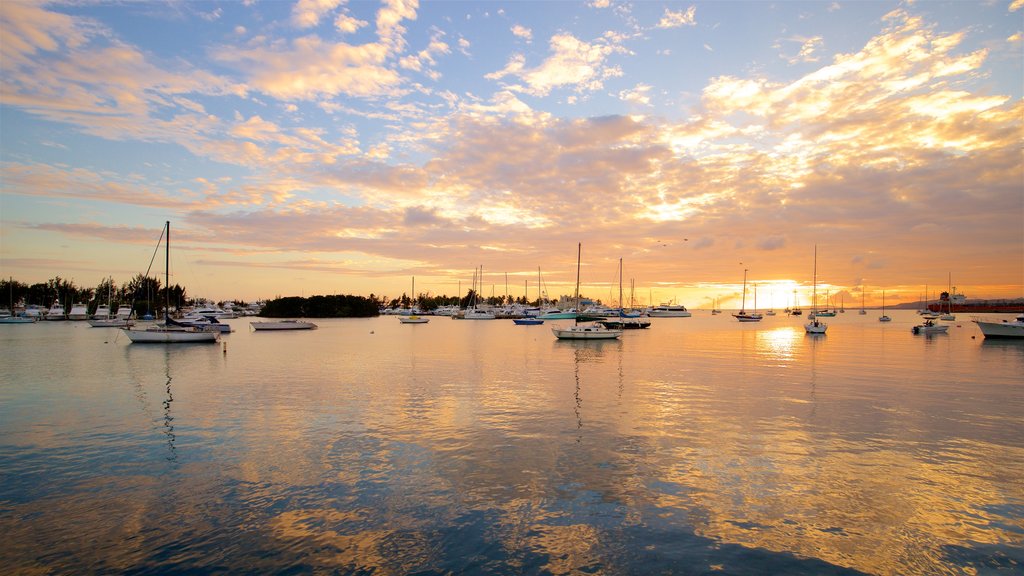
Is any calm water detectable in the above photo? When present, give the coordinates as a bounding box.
[1,311,1021,575]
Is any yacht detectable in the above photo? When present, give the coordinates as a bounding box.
[45,301,66,320]
[67,302,89,320]
[972,314,1024,339]
[648,302,691,317]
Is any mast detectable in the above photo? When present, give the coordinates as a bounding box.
[812,244,817,315]
[618,258,624,316]
[165,221,170,321]
[574,243,581,325]
[741,269,748,313]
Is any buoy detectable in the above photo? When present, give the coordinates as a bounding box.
[370,330,375,334]
[222,342,227,355]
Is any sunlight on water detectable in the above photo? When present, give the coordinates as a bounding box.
[0,312,1021,574]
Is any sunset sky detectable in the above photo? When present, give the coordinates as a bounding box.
[1,0,1021,308]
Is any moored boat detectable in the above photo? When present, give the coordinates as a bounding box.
[972,314,1024,339]
[912,318,948,335]
[648,302,691,317]
[251,320,318,331]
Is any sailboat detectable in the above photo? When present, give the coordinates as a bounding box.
[939,273,956,321]
[878,290,892,322]
[790,290,803,316]
[805,245,828,334]
[815,290,837,317]
[122,222,219,343]
[600,258,650,329]
[859,288,867,315]
[711,297,721,315]
[398,277,429,323]
[733,269,762,322]
[765,288,776,315]
[0,278,35,324]
[552,244,623,340]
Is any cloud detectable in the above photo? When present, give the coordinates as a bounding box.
[619,83,652,105]
[757,236,787,251]
[486,33,627,97]
[511,24,532,42]
[657,6,696,29]
[291,0,344,28]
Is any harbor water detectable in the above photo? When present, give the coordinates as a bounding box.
[1,311,1021,574]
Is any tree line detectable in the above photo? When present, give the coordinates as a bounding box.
[0,276,244,317]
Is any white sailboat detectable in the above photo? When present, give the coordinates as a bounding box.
[805,245,828,334]
[0,278,35,324]
[552,244,623,340]
[122,222,219,344]
[399,276,429,324]
[733,269,762,322]
[939,273,956,321]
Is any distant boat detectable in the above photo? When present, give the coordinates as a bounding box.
[45,300,65,321]
[251,320,318,331]
[67,302,89,320]
[972,314,1024,339]
[398,277,429,324]
[711,298,721,315]
[733,269,762,322]
[804,245,827,334]
[552,244,622,340]
[859,288,867,315]
[938,273,956,321]
[122,222,219,344]
[513,317,544,325]
[879,290,892,322]
[648,301,691,317]
[0,278,35,324]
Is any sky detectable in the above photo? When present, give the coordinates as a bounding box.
[1,0,1022,309]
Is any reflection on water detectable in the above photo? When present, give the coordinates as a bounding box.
[0,314,1021,574]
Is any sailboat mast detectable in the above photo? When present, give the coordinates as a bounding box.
[164,221,170,321]
[741,269,748,312]
[812,244,817,313]
[619,258,623,313]
[574,243,581,324]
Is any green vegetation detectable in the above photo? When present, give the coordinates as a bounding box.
[260,294,381,318]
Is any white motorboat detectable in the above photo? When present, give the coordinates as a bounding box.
[250,320,318,331]
[805,245,828,334]
[648,302,691,317]
[45,301,65,320]
[122,222,219,344]
[88,317,134,328]
[912,319,948,335]
[67,302,89,320]
[972,314,1024,339]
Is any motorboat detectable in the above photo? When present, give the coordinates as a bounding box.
[648,303,692,317]
[513,317,544,325]
[972,314,1024,339]
[250,320,318,331]
[45,301,65,320]
[67,303,89,320]
[398,315,429,324]
[912,319,948,335]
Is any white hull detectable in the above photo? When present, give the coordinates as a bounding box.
[648,310,692,317]
[551,324,623,340]
[972,318,1024,339]
[804,321,828,334]
[0,316,35,324]
[250,321,317,331]
[462,309,496,320]
[88,318,134,327]
[912,323,948,335]
[398,316,429,324]
[122,326,219,343]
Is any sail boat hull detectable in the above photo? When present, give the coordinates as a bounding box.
[552,324,623,339]
[123,325,219,343]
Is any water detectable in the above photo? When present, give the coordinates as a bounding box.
[1,312,1021,575]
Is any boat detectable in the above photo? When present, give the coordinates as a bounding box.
[648,301,691,317]
[859,289,867,315]
[972,314,1024,339]
[879,290,892,322]
[514,276,545,325]
[790,290,803,316]
[927,290,1024,314]
[398,277,429,324]
[733,269,762,322]
[0,279,34,324]
[177,315,233,332]
[45,300,65,321]
[552,244,623,340]
[461,265,496,319]
[250,320,318,331]
[938,273,956,321]
[711,298,721,315]
[599,258,651,330]
[804,245,827,334]
[912,318,948,335]
[815,292,837,317]
[89,279,135,327]
[67,302,89,320]
[122,222,219,344]
[513,317,544,325]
